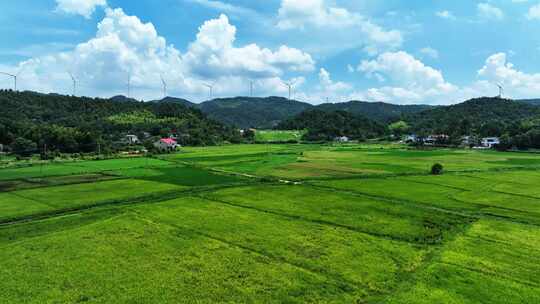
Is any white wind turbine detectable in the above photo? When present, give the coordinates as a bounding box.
[160,74,167,98]
[68,72,78,96]
[204,82,214,100]
[249,79,254,97]
[497,83,504,98]
[282,80,296,100]
[0,70,23,91]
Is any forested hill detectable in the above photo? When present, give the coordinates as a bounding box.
[315,101,433,123]
[518,99,540,106]
[164,97,433,129]
[197,97,313,129]
[276,110,385,141]
[0,90,240,154]
[405,97,540,136]
[151,96,195,107]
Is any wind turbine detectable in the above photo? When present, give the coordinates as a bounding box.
[497,83,504,99]
[204,82,214,99]
[249,79,254,97]
[68,72,78,96]
[160,74,167,98]
[0,72,18,91]
[282,80,296,100]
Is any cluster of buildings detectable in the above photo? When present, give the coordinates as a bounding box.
[404,134,500,149]
[122,134,181,153]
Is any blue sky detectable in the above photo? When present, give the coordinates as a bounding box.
[1,0,540,104]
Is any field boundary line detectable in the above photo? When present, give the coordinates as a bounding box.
[131,211,371,296]
[0,182,253,227]
[376,220,478,303]
[0,210,127,250]
[305,183,477,219]
[439,261,540,288]
[0,175,128,193]
[195,194,435,245]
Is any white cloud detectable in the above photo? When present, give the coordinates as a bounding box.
[526,4,540,20]
[184,14,315,79]
[359,51,453,91]
[478,52,540,97]
[318,68,351,92]
[436,10,455,20]
[55,0,107,18]
[276,0,402,55]
[2,9,314,101]
[477,3,504,20]
[350,51,459,104]
[419,47,439,59]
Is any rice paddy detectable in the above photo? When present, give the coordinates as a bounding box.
[0,144,539,303]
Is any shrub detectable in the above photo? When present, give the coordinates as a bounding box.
[431,163,443,175]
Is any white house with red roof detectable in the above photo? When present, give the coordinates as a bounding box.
[154,138,180,152]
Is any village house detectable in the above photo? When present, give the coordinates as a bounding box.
[154,138,180,152]
[125,134,140,144]
[404,134,417,143]
[335,136,350,143]
[481,137,500,148]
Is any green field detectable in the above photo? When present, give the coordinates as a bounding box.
[1,144,540,303]
[254,130,306,142]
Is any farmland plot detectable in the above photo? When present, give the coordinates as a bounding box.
[0,144,539,303]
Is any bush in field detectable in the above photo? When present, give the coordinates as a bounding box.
[431,163,444,175]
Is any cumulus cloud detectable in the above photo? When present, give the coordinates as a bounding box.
[276,0,402,55]
[478,52,540,96]
[526,4,540,20]
[184,15,314,79]
[336,52,540,104]
[359,51,454,91]
[341,51,458,104]
[318,68,351,92]
[55,0,107,18]
[4,9,315,101]
[477,3,504,20]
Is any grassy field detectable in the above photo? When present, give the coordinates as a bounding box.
[254,130,306,142]
[0,144,539,303]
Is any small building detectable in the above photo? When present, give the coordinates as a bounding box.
[125,134,140,144]
[424,134,449,145]
[335,136,349,143]
[481,137,500,148]
[404,134,417,143]
[154,138,180,152]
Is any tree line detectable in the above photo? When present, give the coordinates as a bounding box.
[0,90,244,156]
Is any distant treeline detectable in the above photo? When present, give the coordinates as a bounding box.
[276,110,385,141]
[0,90,243,156]
[403,97,540,149]
[276,97,540,149]
[2,90,540,154]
